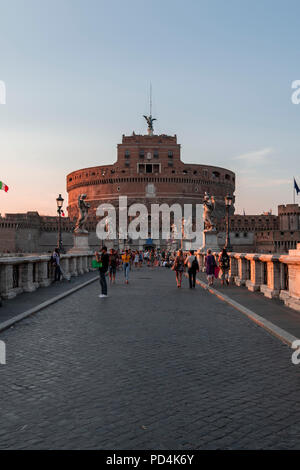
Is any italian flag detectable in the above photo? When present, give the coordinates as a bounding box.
[0,181,8,192]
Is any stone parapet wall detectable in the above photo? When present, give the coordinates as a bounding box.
[0,252,96,300]
[196,243,300,312]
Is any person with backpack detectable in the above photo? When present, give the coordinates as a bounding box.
[205,249,217,286]
[52,248,62,282]
[184,250,199,289]
[218,248,230,286]
[95,246,109,297]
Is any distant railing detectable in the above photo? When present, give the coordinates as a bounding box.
[0,252,96,300]
[196,243,300,312]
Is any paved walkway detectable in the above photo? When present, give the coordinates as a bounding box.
[0,271,98,324]
[0,266,300,450]
[197,271,300,339]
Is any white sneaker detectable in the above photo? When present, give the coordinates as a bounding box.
[98,294,105,298]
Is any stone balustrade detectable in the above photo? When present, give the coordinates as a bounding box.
[196,243,300,312]
[0,252,96,300]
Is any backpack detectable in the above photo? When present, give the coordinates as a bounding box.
[220,254,230,269]
[191,257,199,271]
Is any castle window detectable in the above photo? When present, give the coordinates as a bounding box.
[193,170,197,175]
[225,174,230,180]
[168,151,173,158]
[212,171,220,178]
[154,150,159,158]
[125,150,130,159]
[139,150,145,158]
[183,170,188,174]
[69,178,72,182]
[168,162,173,167]
[146,164,152,174]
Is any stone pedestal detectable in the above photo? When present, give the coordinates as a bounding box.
[202,231,221,253]
[69,232,90,253]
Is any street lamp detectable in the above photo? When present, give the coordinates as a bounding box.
[224,194,233,251]
[56,193,64,253]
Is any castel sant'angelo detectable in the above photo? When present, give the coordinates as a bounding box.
[66,114,235,248]
[0,116,298,254]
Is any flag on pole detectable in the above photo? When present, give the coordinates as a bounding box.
[0,181,9,192]
[294,177,300,195]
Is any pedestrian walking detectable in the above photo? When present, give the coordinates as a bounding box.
[138,251,143,267]
[172,249,185,288]
[134,251,139,268]
[205,249,217,286]
[109,248,117,283]
[96,246,109,298]
[218,248,230,286]
[122,249,131,284]
[185,250,199,288]
[52,248,63,282]
[150,249,155,268]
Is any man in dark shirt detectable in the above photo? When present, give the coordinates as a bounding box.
[96,246,109,298]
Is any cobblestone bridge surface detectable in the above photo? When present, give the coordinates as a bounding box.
[0,266,300,450]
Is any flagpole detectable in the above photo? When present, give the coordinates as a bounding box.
[294,178,295,204]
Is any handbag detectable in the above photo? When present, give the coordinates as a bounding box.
[92,259,103,268]
[214,266,220,278]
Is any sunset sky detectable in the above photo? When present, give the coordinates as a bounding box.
[0,0,299,216]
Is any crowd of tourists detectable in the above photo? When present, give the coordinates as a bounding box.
[50,245,230,298]
[93,246,231,298]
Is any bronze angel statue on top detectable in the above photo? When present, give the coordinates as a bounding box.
[143,114,156,135]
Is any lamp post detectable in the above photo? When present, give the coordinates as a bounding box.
[56,193,64,253]
[224,194,233,251]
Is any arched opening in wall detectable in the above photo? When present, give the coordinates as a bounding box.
[212,171,220,178]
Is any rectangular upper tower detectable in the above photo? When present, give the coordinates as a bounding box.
[117,134,181,174]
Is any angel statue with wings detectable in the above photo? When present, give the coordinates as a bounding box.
[74,194,90,233]
[143,114,156,135]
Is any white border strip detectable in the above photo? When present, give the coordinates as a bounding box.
[194,276,298,347]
